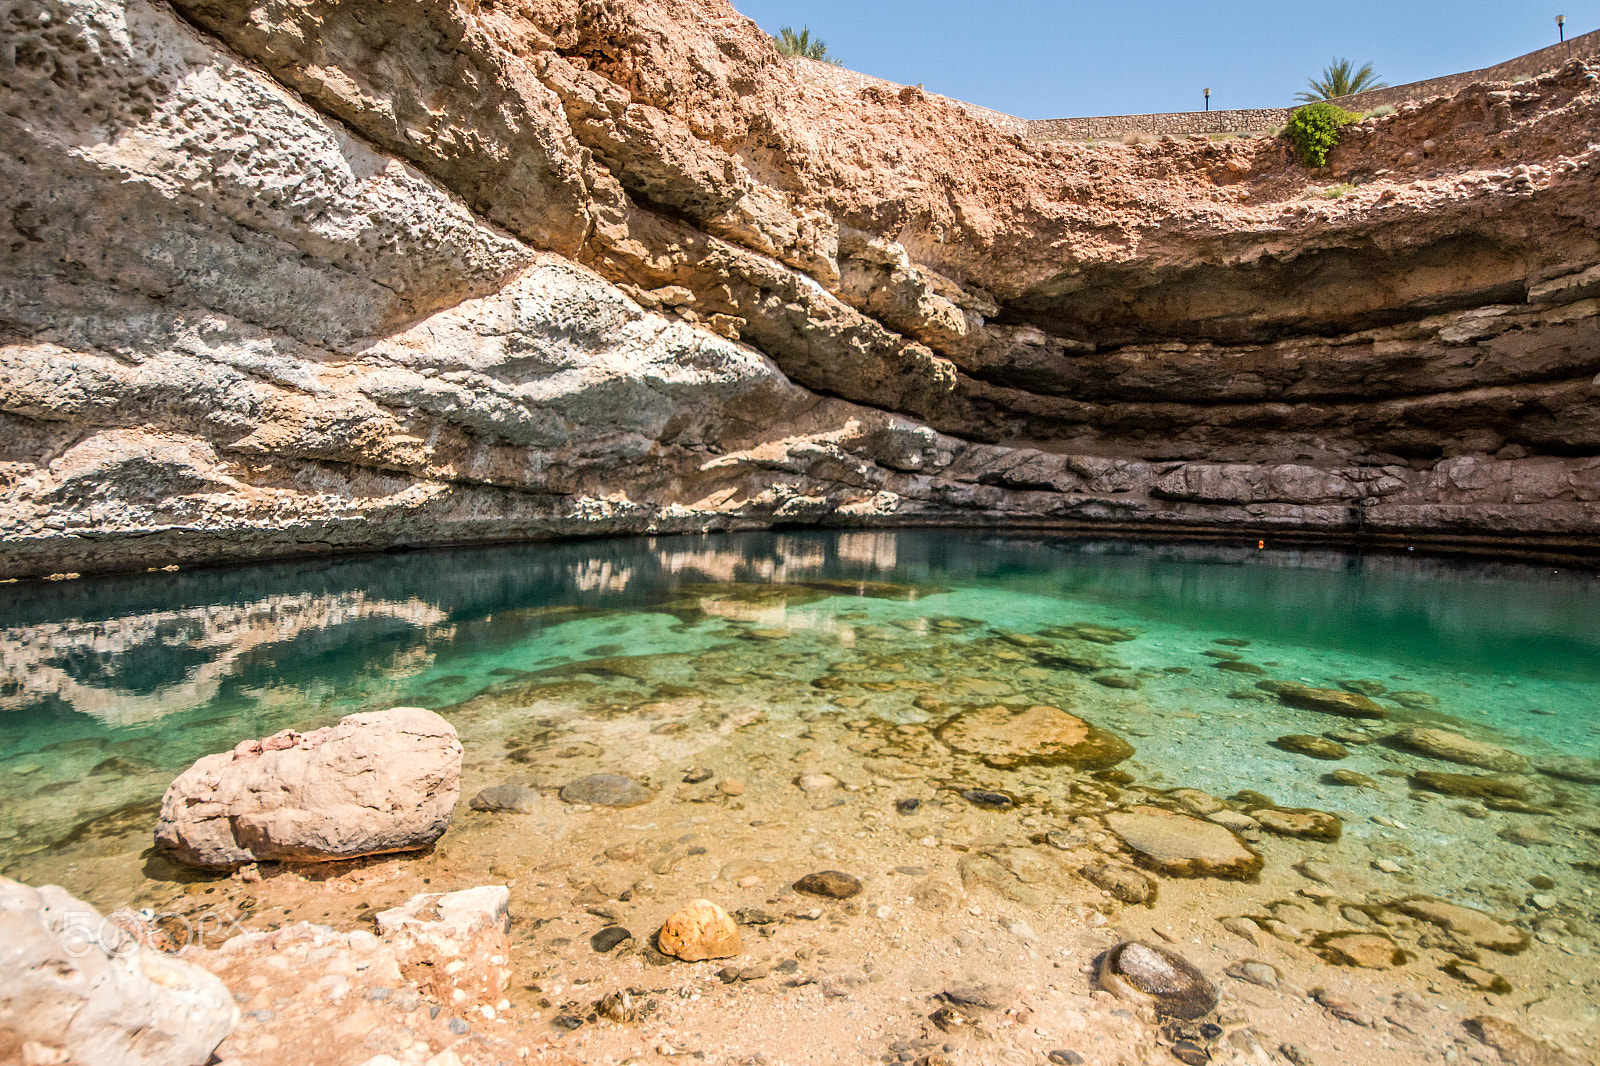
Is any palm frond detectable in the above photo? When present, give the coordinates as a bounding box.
[1296,57,1388,102]
[774,24,839,64]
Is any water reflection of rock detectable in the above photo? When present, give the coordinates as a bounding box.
[0,593,449,724]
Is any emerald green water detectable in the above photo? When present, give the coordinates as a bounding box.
[2,531,1598,892]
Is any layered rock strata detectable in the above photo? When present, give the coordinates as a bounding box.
[3,0,1600,577]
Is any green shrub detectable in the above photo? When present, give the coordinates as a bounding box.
[1364,104,1396,118]
[1284,102,1361,167]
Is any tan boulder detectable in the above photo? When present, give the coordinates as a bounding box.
[1105,806,1262,880]
[154,707,462,868]
[0,876,237,1066]
[658,899,742,961]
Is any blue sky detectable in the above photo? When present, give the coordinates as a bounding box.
[731,1,1593,119]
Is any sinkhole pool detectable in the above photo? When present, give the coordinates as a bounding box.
[1,530,1598,1032]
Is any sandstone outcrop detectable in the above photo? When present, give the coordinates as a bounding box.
[154,707,462,868]
[4,0,1600,574]
[0,876,237,1066]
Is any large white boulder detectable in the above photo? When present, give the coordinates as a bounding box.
[155,707,462,868]
[0,877,237,1066]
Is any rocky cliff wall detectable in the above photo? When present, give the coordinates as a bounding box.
[3,0,1599,578]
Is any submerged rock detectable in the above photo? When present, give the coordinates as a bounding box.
[1166,788,1225,816]
[0,876,237,1066]
[154,707,461,869]
[1533,755,1600,785]
[1042,623,1136,644]
[1258,682,1387,719]
[469,783,546,813]
[1325,769,1378,788]
[935,703,1133,771]
[560,773,655,807]
[1252,807,1342,842]
[1464,1016,1586,1066]
[1096,941,1217,1018]
[1442,960,1512,994]
[1411,771,1529,800]
[1079,863,1158,905]
[1390,727,1528,772]
[1104,806,1262,880]
[1274,735,1348,760]
[1390,898,1530,955]
[658,899,741,961]
[591,925,633,953]
[795,870,863,899]
[1317,932,1406,969]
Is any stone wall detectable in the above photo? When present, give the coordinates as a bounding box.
[1028,108,1289,142]
[801,30,1600,143]
[1026,26,1600,141]
[1333,27,1600,113]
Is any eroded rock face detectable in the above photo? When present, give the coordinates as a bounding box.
[0,877,237,1066]
[4,0,1600,575]
[154,707,462,868]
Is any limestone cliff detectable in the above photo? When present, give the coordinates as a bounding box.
[3,0,1599,577]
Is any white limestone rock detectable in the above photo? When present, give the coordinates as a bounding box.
[0,876,237,1066]
[154,706,462,868]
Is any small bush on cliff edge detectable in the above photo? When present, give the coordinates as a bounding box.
[1284,102,1361,167]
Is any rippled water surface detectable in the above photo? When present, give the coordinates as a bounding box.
[4,531,1597,870]
[7,530,1600,1059]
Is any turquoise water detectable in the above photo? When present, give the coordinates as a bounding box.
[2,531,1598,888]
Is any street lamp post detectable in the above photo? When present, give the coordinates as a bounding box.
[1557,14,1566,42]
[1204,87,1211,112]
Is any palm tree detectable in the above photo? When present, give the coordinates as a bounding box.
[774,26,839,65]
[1297,58,1388,102]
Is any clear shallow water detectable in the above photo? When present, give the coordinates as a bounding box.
[1,531,1598,885]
